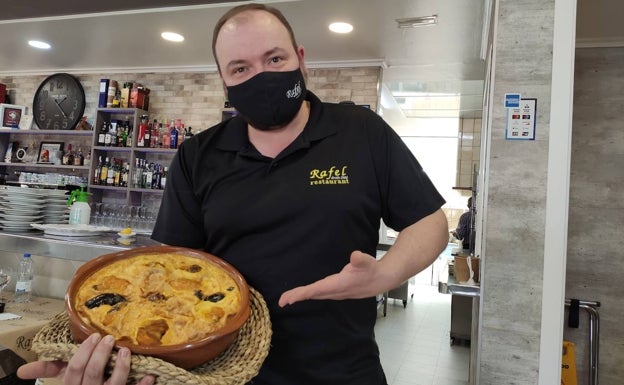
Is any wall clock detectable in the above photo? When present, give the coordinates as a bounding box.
[33,73,86,130]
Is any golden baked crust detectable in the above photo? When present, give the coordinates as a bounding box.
[74,253,242,346]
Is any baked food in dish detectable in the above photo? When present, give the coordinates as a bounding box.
[74,253,243,346]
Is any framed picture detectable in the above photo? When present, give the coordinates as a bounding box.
[38,141,64,164]
[1,103,26,129]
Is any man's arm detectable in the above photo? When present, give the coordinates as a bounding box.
[455,211,471,241]
[278,209,448,306]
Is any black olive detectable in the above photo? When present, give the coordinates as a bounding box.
[85,293,127,309]
[204,293,225,303]
[187,264,202,273]
[226,286,234,291]
[194,290,205,300]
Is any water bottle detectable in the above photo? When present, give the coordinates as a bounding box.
[14,253,34,303]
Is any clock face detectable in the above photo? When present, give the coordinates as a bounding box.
[33,73,86,130]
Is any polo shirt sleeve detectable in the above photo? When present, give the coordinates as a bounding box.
[368,114,446,231]
[151,140,206,248]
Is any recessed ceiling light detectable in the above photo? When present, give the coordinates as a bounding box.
[396,15,438,28]
[28,40,51,49]
[329,22,353,34]
[161,32,185,42]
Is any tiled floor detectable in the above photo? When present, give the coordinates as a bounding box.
[375,283,470,385]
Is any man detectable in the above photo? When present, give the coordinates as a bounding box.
[455,197,474,250]
[18,4,448,385]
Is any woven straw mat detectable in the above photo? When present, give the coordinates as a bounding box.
[32,287,272,385]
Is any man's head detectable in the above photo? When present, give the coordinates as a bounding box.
[211,3,309,130]
[467,197,473,209]
[212,3,302,82]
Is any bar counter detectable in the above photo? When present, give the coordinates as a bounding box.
[0,230,161,262]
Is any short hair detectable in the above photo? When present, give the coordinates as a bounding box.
[212,3,299,72]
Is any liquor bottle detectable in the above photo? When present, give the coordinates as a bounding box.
[62,144,72,165]
[119,125,127,147]
[184,126,194,141]
[113,159,121,187]
[14,253,33,303]
[93,156,102,184]
[144,162,153,189]
[156,123,164,148]
[151,121,160,148]
[116,122,124,147]
[121,162,129,187]
[132,158,142,188]
[73,147,84,166]
[137,115,148,147]
[152,163,161,189]
[106,158,116,186]
[100,156,110,185]
[162,124,171,148]
[104,123,113,147]
[161,166,168,189]
[97,123,107,146]
[125,121,133,148]
[145,121,152,148]
[112,90,121,108]
[170,125,179,149]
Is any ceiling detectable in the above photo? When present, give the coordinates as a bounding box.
[0,0,622,119]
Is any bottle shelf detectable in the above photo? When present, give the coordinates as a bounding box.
[0,129,94,136]
[133,147,178,154]
[89,108,175,217]
[93,146,132,152]
[128,188,164,194]
[0,162,90,170]
[88,184,128,192]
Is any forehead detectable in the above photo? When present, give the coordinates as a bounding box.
[214,10,293,63]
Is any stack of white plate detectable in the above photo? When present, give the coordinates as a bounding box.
[0,186,45,232]
[44,189,71,224]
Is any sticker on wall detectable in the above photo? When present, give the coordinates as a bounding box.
[505,98,536,141]
[504,93,521,108]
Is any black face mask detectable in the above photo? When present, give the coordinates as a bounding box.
[226,68,306,131]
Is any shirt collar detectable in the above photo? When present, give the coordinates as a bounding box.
[215,90,336,153]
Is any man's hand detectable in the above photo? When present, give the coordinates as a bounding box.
[17,333,155,385]
[278,209,448,308]
[278,250,381,307]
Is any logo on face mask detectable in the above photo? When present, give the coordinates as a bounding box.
[286,81,302,99]
[309,165,350,185]
[226,68,307,131]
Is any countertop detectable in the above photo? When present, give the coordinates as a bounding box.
[0,230,161,261]
[438,257,481,298]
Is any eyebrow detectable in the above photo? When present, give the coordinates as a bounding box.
[224,46,289,71]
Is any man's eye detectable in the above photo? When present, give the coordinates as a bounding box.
[270,57,281,63]
[233,67,246,74]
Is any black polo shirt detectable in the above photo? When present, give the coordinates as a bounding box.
[152,91,445,385]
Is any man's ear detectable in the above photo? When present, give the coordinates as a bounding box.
[297,45,309,81]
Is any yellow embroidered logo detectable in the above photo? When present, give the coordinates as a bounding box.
[309,166,350,185]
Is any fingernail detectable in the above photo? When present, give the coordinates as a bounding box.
[120,347,130,358]
[103,335,115,345]
[90,333,102,343]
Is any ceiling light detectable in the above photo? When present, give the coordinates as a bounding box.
[28,40,51,49]
[161,32,185,42]
[329,22,353,34]
[395,15,438,28]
